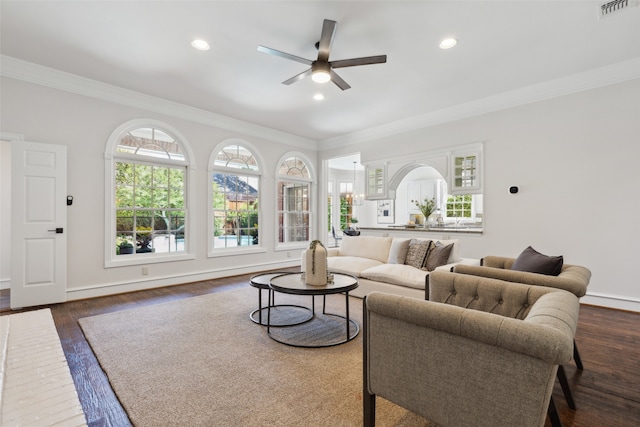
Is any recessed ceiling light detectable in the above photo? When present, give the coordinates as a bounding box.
[191,39,210,50]
[313,93,325,101]
[439,38,457,49]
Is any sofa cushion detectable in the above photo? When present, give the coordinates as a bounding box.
[361,264,429,290]
[339,235,393,263]
[436,239,460,263]
[387,238,411,264]
[511,246,564,276]
[327,256,384,276]
[424,241,454,271]
[404,239,433,269]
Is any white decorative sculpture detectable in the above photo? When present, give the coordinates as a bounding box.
[305,240,329,286]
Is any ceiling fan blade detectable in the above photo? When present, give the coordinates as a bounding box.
[330,55,387,69]
[282,68,312,85]
[330,70,351,91]
[317,19,337,62]
[257,45,312,65]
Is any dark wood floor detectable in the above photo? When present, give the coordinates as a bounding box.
[2,270,639,427]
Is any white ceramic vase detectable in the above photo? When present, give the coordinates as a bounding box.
[305,241,328,286]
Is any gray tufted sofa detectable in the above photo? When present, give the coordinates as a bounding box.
[363,271,579,427]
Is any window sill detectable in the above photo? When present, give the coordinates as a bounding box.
[105,252,195,268]
[208,247,267,258]
[275,242,310,252]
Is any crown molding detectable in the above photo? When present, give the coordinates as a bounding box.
[0,55,317,150]
[319,57,640,150]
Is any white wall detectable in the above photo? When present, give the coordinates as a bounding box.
[321,78,640,311]
[0,77,316,300]
[2,72,639,311]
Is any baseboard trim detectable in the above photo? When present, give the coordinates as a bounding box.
[0,279,10,291]
[582,292,640,313]
[65,260,300,301]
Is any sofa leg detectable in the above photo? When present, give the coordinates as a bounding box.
[557,365,576,410]
[364,391,376,427]
[573,340,584,370]
[547,396,562,427]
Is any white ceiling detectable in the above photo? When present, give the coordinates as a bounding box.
[1,1,639,144]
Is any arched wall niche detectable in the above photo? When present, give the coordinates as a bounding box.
[388,162,446,196]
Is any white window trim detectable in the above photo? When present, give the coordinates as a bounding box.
[208,139,266,258]
[104,119,196,268]
[274,152,316,251]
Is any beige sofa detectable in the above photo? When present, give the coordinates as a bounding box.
[301,235,479,299]
[363,271,580,427]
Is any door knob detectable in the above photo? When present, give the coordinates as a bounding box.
[48,228,64,234]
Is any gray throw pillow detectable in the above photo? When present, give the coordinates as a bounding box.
[404,239,432,269]
[511,246,564,276]
[424,241,454,271]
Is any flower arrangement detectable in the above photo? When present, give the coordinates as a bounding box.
[411,197,436,219]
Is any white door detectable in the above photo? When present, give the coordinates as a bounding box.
[11,141,67,309]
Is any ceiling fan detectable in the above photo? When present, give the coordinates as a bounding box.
[257,19,387,91]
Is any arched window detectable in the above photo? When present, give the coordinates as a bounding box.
[277,154,313,246]
[209,142,262,253]
[105,120,195,267]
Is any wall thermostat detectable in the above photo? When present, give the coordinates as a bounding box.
[509,186,519,194]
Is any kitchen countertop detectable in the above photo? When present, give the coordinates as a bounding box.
[359,225,483,234]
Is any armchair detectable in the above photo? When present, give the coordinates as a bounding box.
[363,271,579,427]
[452,257,590,369]
[451,257,591,410]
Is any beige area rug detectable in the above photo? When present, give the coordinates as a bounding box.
[78,287,435,427]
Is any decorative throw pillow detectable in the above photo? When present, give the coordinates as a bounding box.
[387,238,411,264]
[404,239,432,269]
[424,241,454,271]
[511,246,564,276]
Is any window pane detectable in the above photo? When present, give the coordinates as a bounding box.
[115,185,134,207]
[115,163,134,185]
[153,166,169,187]
[135,164,153,187]
[278,156,310,178]
[117,127,184,161]
[116,210,134,233]
[168,188,183,209]
[153,188,169,208]
[214,145,259,171]
[136,187,153,208]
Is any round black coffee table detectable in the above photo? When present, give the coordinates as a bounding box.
[267,273,359,348]
[249,272,313,326]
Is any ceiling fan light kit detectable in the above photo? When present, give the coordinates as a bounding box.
[311,62,331,83]
[258,19,387,90]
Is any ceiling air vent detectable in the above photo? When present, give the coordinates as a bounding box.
[599,0,638,18]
